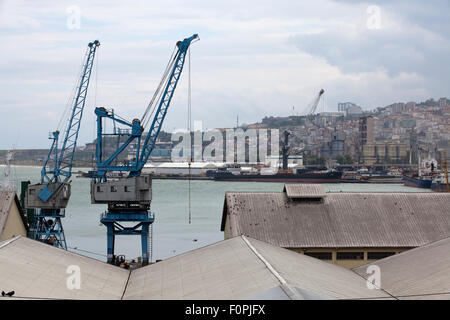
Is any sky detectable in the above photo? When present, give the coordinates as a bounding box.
[0,0,449,149]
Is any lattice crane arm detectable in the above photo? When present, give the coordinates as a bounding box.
[92,34,198,181]
[38,40,100,202]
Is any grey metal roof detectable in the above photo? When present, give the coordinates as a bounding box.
[283,184,326,199]
[123,236,390,300]
[2,234,449,300]
[0,236,129,300]
[222,188,450,248]
[353,236,450,300]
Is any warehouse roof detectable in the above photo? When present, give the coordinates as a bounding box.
[354,236,450,299]
[0,235,390,300]
[0,189,28,238]
[0,236,128,300]
[123,235,389,300]
[221,186,450,248]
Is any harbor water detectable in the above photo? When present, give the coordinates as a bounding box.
[7,166,431,262]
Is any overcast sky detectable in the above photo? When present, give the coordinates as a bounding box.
[0,0,449,149]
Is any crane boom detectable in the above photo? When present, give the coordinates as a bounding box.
[133,35,196,176]
[306,89,325,115]
[91,34,198,181]
[39,40,100,202]
[89,34,199,265]
[24,40,100,250]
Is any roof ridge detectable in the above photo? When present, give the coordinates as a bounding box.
[240,235,303,300]
[0,235,22,250]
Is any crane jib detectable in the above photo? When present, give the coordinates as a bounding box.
[38,40,100,202]
[92,34,198,181]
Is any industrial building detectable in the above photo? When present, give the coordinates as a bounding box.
[362,143,408,165]
[221,184,450,268]
[0,189,28,241]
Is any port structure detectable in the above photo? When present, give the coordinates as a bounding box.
[25,40,100,249]
[89,34,199,265]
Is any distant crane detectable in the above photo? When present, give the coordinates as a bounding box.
[24,40,100,249]
[281,131,290,171]
[89,34,199,265]
[305,89,325,119]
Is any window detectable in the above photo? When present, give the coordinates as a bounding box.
[368,252,395,260]
[124,186,130,192]
[336,252,364,260]
[96,186,102,192]
[111,186,117,192]
[304,252,332,260]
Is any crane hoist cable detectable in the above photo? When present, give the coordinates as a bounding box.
[187,46,192,225]
[141,46,178,129]
[57,48,90,134]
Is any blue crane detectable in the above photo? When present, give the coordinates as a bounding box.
[89,34,198,265]
[25,40,100,249]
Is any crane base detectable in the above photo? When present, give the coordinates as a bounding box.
[100,210,154,266]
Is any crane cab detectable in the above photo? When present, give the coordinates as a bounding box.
[90,174,152,210]
[25,182,71,209]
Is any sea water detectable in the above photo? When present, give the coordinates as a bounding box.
[6,166,430,262]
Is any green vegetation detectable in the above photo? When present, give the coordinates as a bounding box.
[336,154,353,164]
[304,155,325,166]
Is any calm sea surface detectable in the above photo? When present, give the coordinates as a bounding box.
[6,165,430,262]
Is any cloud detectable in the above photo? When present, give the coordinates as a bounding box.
[0,0,448,149]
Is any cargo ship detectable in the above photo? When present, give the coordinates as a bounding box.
[208,169,343,183]
[402,158,437,189]
[402,175,433,188]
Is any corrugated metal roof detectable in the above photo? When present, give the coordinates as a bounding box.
[222,188,450,248]
[283,184,326,199]
[0,236,129,300]
[2,234,449,300]
[353,236,450,300]
[123,236,389,300]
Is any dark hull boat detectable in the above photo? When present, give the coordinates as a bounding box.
[402,175,432,188]
[209,170,343,183]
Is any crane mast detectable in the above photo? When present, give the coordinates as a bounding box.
[24,40,100,249]
[89,34,198,265]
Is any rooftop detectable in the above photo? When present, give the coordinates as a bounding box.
[2,235,450,300]
[221,185,450,248]
[0,235,388,300]
[354,236,450,299]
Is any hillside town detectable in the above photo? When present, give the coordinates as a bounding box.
[247,97,450,166]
